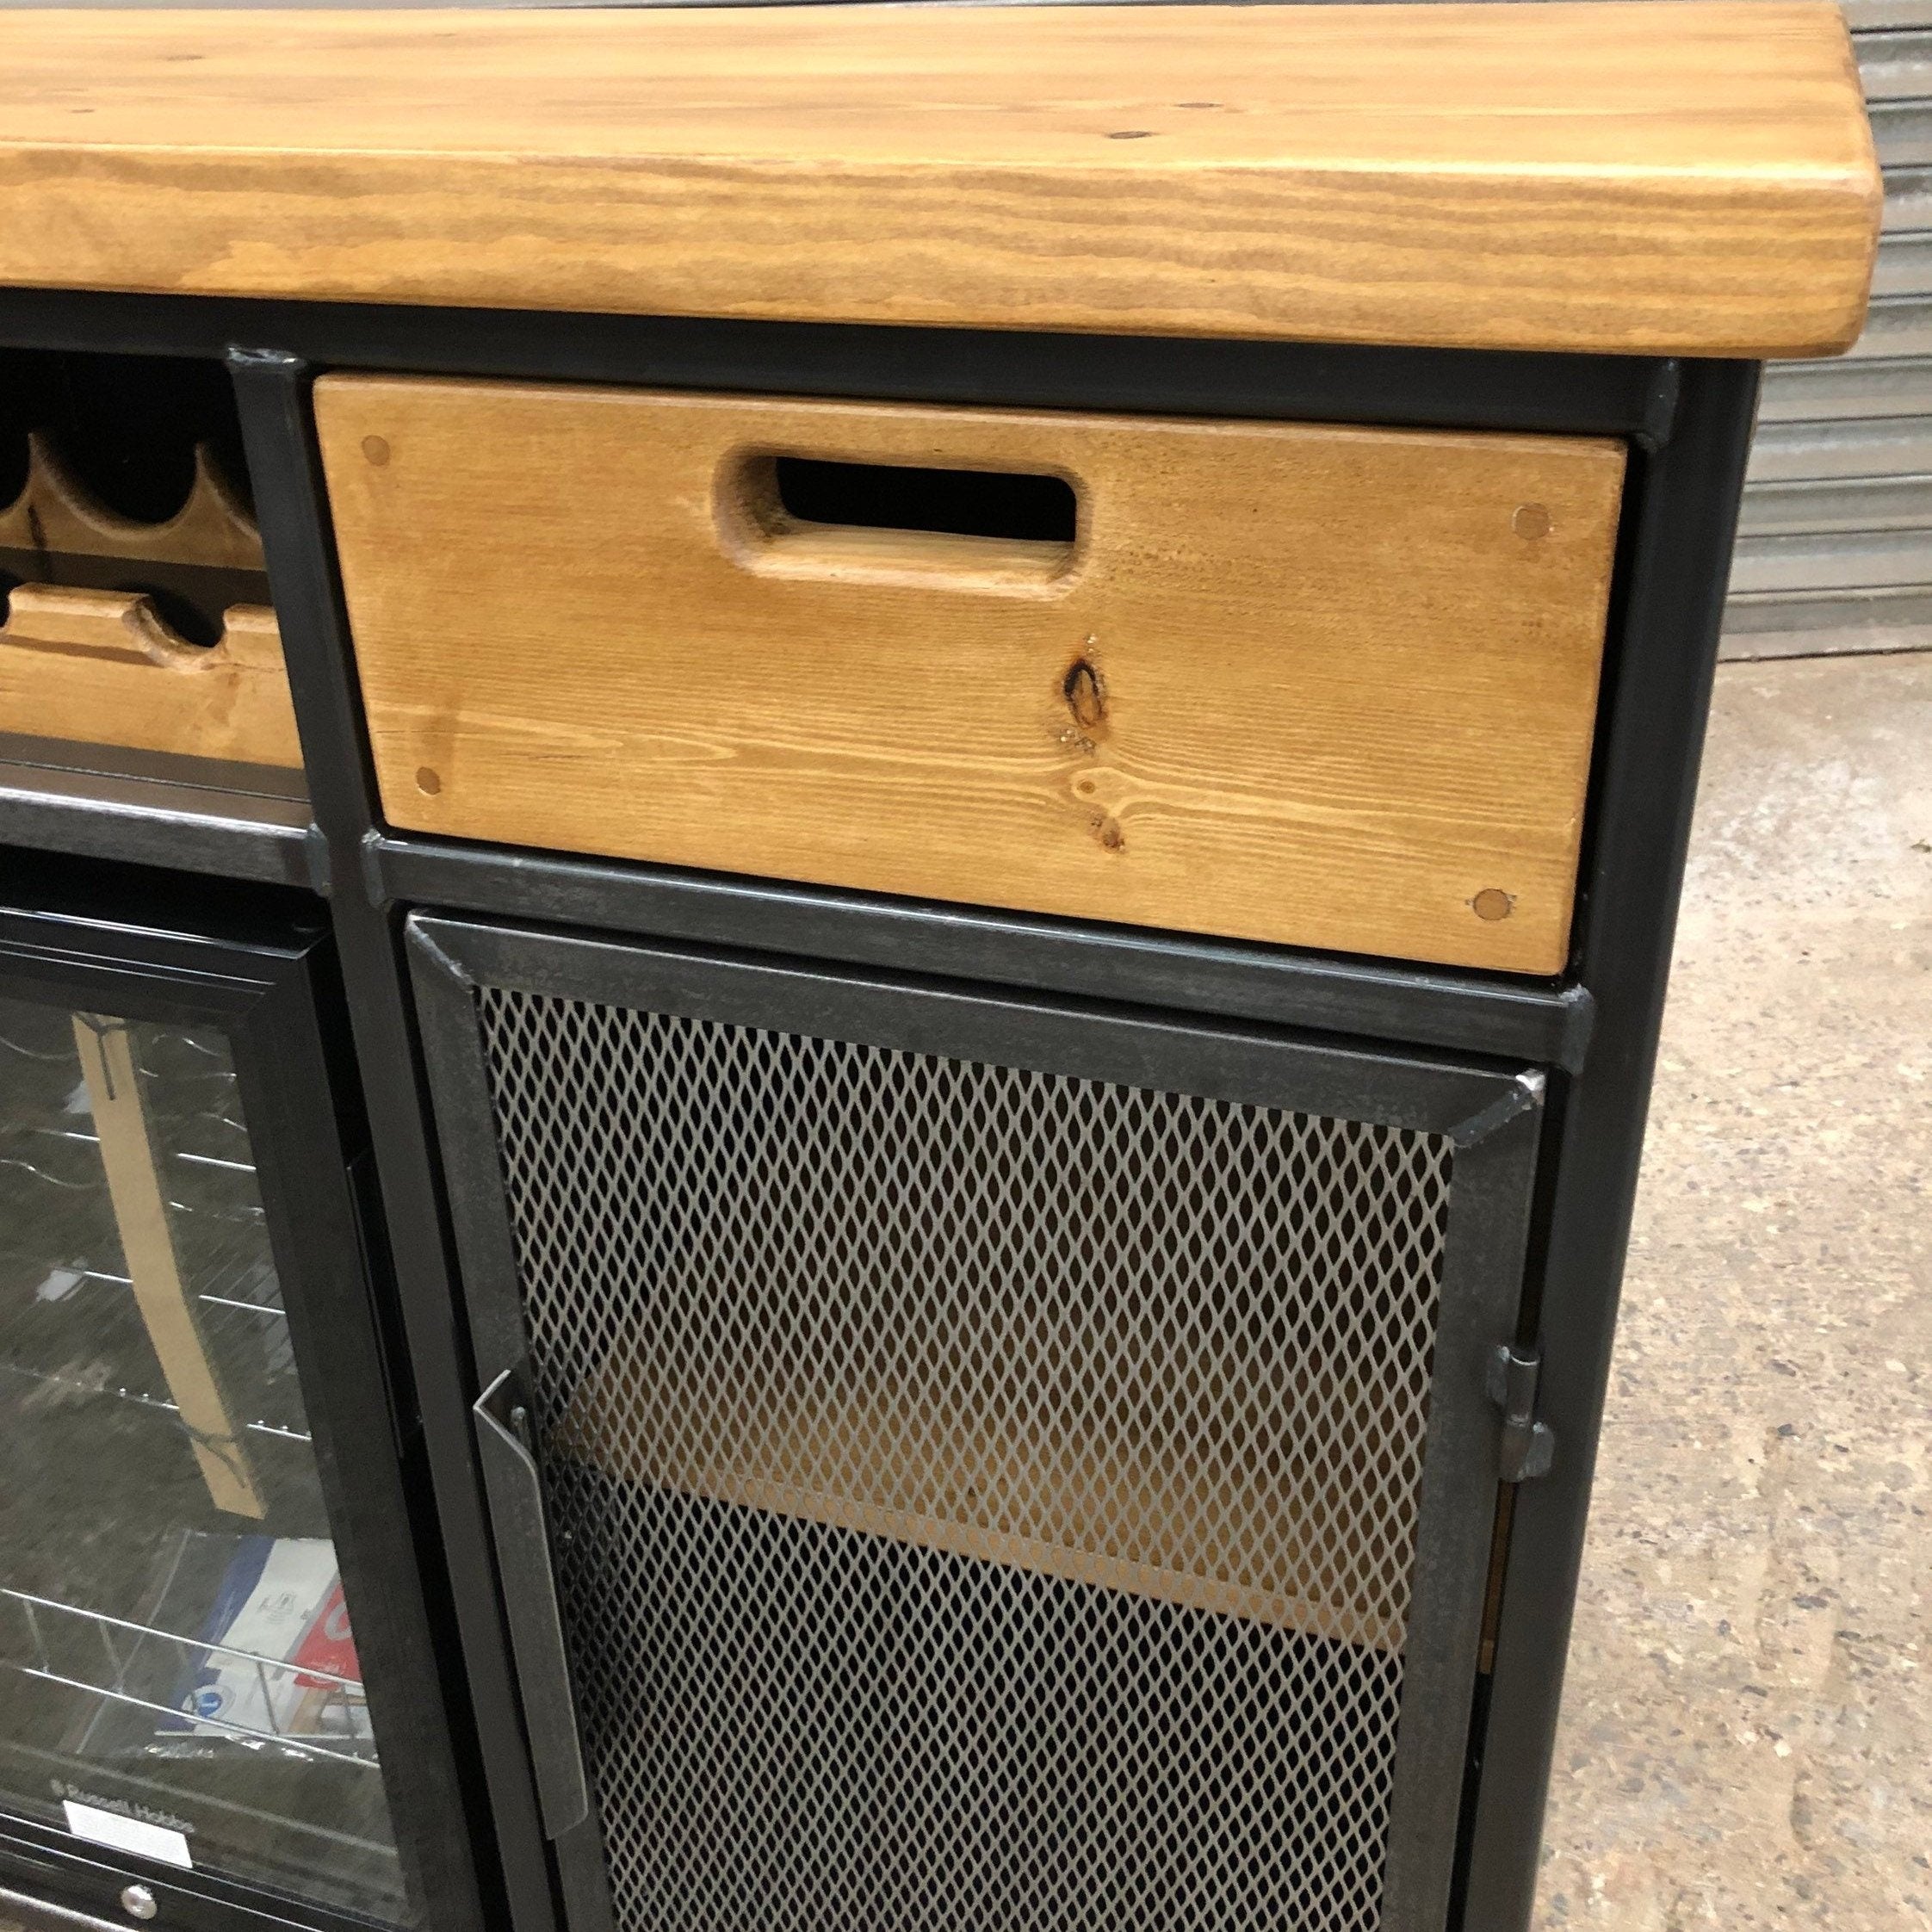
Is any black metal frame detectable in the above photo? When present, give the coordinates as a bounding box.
[0,283,1762,1932]
[406,910,1548,1932]
[0,288,1676,442]
[1459,355,1761,1932]
[368,838,1596,1073]
[0,736,313,889]
[0,866,482,1932]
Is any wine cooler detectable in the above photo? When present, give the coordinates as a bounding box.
[0,863,464,1932]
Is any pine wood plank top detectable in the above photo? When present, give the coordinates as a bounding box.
[0,2,1880,356]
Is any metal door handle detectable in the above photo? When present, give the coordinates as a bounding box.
[473,1368,591,1838]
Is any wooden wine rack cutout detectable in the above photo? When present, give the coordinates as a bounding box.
[0,584,300,769]
[0,431,264,572]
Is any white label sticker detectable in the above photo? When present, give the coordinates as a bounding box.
[63,1799,194,1869]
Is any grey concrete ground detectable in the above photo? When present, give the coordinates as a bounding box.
[1534,650,1932,1930]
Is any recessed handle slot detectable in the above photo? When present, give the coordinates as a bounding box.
[772,455,1076,546]
[724,449,1080,588]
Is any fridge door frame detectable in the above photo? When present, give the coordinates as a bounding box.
[406,908,1551,1932]
[0,885,478,1932]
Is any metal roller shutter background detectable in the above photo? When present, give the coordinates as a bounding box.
[1731,0,1932,657]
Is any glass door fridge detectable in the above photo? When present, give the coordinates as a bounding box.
[0,863,466,1932]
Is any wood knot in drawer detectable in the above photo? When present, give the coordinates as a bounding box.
[1062,653,1108,740]
[1068,766,1130,855]
[1056,648,1126,851]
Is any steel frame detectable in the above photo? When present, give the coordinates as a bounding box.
[0,283,1761,1932]
[0,735,313,888]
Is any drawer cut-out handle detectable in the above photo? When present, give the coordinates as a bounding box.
[724,449,1080,589]
[771,455,1075,546]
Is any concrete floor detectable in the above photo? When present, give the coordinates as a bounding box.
[1533,650,1932,1930]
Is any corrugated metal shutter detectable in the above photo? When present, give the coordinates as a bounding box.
[1730,0,1932,656]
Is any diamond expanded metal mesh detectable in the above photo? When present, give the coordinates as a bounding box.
[474,988,1456,1932]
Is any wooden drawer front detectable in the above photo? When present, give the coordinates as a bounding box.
[317,378,1625,973]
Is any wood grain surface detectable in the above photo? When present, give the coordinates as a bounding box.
[0,435,264,573]
[0,586,301,768]
[319,377,1625,973]
[0,3,1879,356]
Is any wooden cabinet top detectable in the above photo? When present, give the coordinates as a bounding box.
[0,2,1880,358]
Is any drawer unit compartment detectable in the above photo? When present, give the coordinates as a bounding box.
[319,381,1625,975]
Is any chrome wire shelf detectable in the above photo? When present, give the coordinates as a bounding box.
[1,1587,379,1772]
[0,1359,312,1446]
[0,1118,267,1229]
[0,1012,305,1441]
[0,1216,307,1445]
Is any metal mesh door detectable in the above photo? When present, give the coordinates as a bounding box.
[468,985,1458,1932]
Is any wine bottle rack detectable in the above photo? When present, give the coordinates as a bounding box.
[0,352,297,771]
[0,1012,311,1471]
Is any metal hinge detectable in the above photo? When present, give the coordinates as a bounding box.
[1489,1341,1556,1483]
